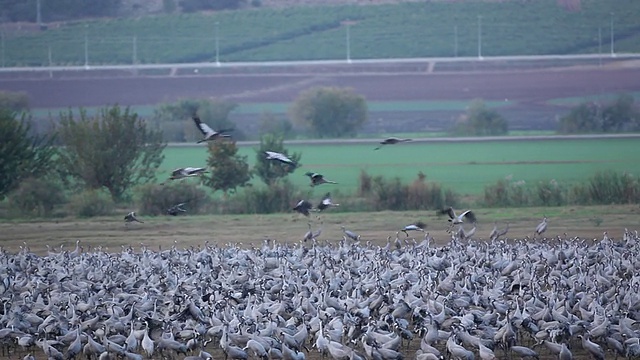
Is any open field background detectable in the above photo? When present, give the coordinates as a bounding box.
[162,137,640,196]
[5,64,640,135]
[1,205,636,256]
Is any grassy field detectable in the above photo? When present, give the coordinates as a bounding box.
[0,204,636,257]
[161,137,640,196]
[3,0,640,66]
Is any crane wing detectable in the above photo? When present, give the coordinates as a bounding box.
[171,168,186,177]
[192,116,214,136]
[462,210,476,223]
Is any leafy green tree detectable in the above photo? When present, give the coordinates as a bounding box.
[557,102,601,134]
[253,134,301,186]
[602,94,640,132]
[56,105,166,202]
[0,109,57,200]
[558,95,640,134]
[289,86,368,138]
[8,177,66,217]
[203,140,252,196]
[453,99,508,136]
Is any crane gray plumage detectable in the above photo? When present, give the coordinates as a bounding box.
[293,199,313,217]
[440,207,476,225]
[124,211,143,224]
[265,151,296,167]
[510,346,538,359]
[401,221,425,236]
[578,334,604,360]
[374,137,412,150]
[489,222,498,241]
[535,216,548,237]
[305,172,337,187]
[5,216,640,360]
[167,203,187,216]
[302,223,313,242]
[317,193,339,211]
[490,222,509,241]
[168,167,207,180]
[457,222,477,241]
[341,226,360,241]
[192,115,233,143]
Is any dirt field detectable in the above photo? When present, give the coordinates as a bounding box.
[1,205,637,256]
[0,63,640,132]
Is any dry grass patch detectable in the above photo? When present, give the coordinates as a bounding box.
[1,205,638,255]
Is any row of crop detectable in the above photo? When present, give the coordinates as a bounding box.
[3,0,640,66]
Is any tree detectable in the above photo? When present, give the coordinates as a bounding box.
[601,94,640,132]
[253,134,301,186]
[0,109,57,200]
[557,95,640,134]
[203,140,252,196]
[557,102,601,134]
[452,99,508,136]
[56,105,166,202]
[289,86,368,138]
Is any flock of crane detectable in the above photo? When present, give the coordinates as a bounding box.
[1,225,639,360]
[5,116,638,360]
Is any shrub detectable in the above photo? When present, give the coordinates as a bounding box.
[406,172,446,210]
[451,99,508,136]
[229,179,310,214]
[371,176,407,211]
[366,171,454,211]
[584,171,639,204]
[358,170,373,196]
[8,177,66,217]
[557,94,640,134]
[136,182,211,216]
[483,177,530,207]
[66,189,115,218]
[533,179,566,206]
[289,86,368,138]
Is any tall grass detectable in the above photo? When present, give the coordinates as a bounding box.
[359,171,457,211]
[483,171,640,207]
[136,182,211,215]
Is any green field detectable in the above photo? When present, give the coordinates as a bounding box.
[3,0,640,66]
[161,137,640,196]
